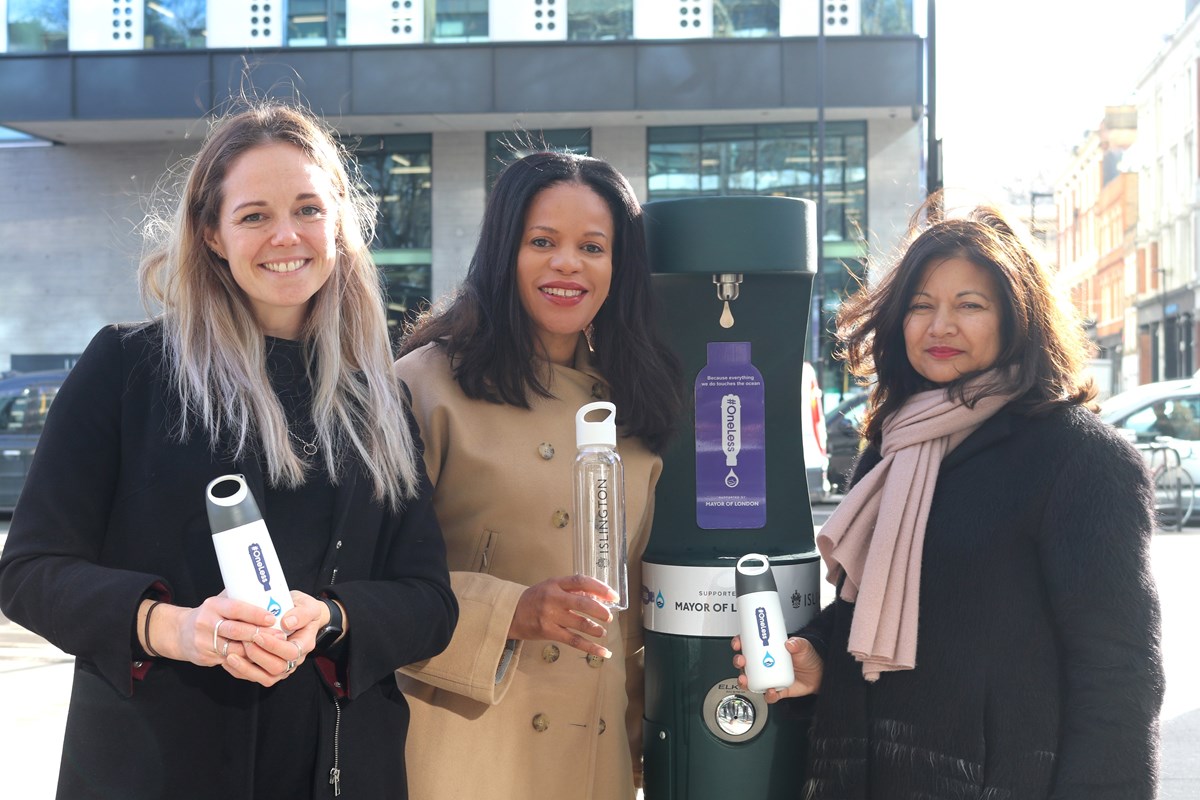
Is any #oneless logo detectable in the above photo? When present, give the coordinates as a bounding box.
[248,543,284,617]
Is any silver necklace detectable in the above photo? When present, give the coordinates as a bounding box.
[288,429,318,457]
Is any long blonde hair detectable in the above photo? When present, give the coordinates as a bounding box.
[138,101,418,508]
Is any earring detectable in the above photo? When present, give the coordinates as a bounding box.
[584,323,596,351]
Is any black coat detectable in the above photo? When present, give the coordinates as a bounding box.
[800,404,1164,800]
[0,324,458,799]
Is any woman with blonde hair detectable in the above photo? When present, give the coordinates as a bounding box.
[0,101,456,799]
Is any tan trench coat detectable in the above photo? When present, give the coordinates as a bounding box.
[394,340,660,800]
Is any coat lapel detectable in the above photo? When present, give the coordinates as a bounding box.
[941,406,1016,473]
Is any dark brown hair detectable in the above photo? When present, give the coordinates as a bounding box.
[836,196,1096,446]
[398,150,683,454]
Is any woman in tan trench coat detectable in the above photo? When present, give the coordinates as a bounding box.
[394,151,683,799]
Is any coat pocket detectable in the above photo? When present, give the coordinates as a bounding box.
[471,528,500,574]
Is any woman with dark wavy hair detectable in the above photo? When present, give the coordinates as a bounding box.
[395,150,682,799]
[734,199,1164,799]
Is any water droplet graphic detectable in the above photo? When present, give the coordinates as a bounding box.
[656,591,665,609]
[720,300,735,329]
[725,469,739,488]
[762,652,775,668]
[267,598,282,616]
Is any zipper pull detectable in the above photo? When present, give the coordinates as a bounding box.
[329,767,341,796]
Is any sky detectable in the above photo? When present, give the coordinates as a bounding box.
[935,0,1187,207]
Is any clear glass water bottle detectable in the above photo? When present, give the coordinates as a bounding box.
[573,401,628,610]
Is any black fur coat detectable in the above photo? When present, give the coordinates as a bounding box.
[799,404,1164,800]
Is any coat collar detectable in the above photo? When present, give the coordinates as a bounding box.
[940,404,1017,473]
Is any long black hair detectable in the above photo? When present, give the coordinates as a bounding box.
[400,151,683,453]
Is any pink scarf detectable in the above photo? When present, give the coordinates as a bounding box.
[816,378,1013,681]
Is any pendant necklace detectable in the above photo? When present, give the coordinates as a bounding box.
[288,429,318,457]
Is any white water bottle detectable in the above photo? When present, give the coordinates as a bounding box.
[206,474,294,628]
[573,401,628,610]
[735,553,795,692]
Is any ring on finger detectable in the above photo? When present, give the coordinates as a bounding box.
[222,640,230,658]
[285,659,297,673]
[212,619,226,654]
[291,640,303,661]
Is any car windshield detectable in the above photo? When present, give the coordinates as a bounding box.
[1100,381,1196,422]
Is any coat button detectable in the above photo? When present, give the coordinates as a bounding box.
[586,653,605,669]
[598,718,607,735]
[552,509,570,528]
[591,382,606,399]
[532,713,550,732]
[538,442,555,460]
[542,644,560,663]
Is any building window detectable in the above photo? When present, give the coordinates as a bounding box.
[347,134,433,336]
[144,0,206,50]
[435,0,488,42]
[287,0,347,47]
[860,0,914,35]
[486,128,591,190]
[568,0,632,40]
[713,0,778,38]
[648,121,866,243]
[6,0,68,52]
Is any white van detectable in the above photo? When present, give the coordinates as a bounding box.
[802,362,830,503]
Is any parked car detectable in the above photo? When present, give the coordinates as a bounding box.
[826,391,869,494]
[802,362,831,503]
[0,370,69,512]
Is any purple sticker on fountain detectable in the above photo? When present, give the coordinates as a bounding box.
[695,342,767,529]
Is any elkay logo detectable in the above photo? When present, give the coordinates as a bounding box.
[248,543,272,591]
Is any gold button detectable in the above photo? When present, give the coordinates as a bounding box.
[586,653,605,669]
[591,382,606,399]
[598,718,607,735]
[532,713,550,732]
[552,509,570,528]
[538,442,555,460]
[542,644,560,663]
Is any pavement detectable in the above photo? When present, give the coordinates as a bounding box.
[1,513,1198,798]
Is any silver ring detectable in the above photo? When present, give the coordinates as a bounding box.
[291,640,303,660]
[212,619,225,654]
[222,640,230,658]
[285,659,297,673]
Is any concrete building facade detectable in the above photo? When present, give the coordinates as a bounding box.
[0,0,932,392]
[1054,105,1137,397]
[1132,3,1200,383]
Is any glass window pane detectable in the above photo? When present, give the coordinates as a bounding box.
[568,0,632,40]
[486,129,591,190]
[648,142,701,201]
[713,0,778,38]
[756,135,813,196]
[379,261,432,340]
[860,0,914,35]
[144,0,206,50]
[435,0,488,42]
[348,134,434,250]
[288,0,346,46]
[649,126,701,145]
[7,0,68,52]
[346,132,434,340]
